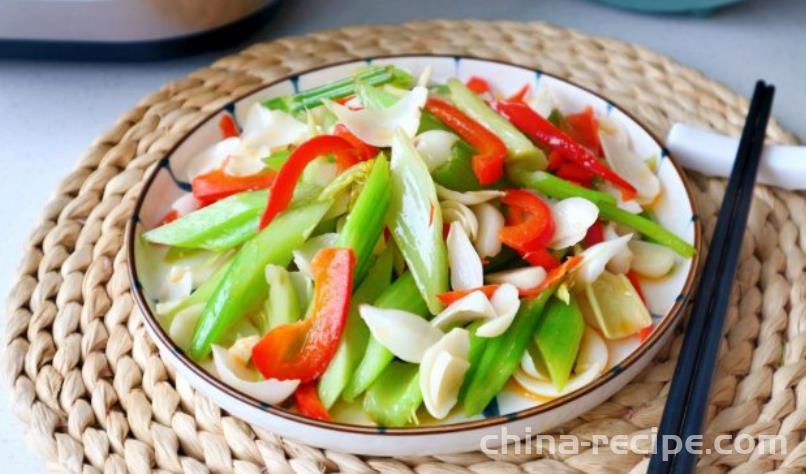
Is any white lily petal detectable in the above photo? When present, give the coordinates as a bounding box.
[549,197,599,250]
[415,130,459,170]
[187,137,243,180]
[576,234,634,284]
[447,221,484,290]
[420,328,470,419]
[477,283,521,337]
[435,184,505,206]
[520,349,550,381]
[241,103,310,150]
[170,193,200,217]
[431,291,496,330]
[629,240,676,278]
[160,265,192,306]
[513,326,607,399]
[603,223,633,274]
[527,85,555,118]
[168,303,204,351]
[442,200,479,242]
[599,181,643,214]
[417,66,432,87]
[599,117,661,205]
[228,335,260,366]
[486,266,546,291]
[323,86,427,147]
[292,233,338,279]
[473,203,505,259]
[211,345,300,404]
[360,305,443,363]
[224,148,269,177]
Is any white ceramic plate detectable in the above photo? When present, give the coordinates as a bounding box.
[128,55,701,456]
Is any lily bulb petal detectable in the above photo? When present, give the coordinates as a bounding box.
[224,147,269,177]
[211,345,300,404]
[576,234,634,284]
[431,290,497,330]
[447,221,484,291]
[513,326,607,399]
[603,223,633,274]
[477,283,521,338]
[629,240,676,278]
[599,181,643,214]
[324,86,428,147]
[156,265,193,316]
[442,200,478,241]
[486,266,546,291]
[186,137,243,180]
[549,197,599,250]
[168,303,204,351]
[599,117,660,205]
[420,328,470,419]
[415,130,459,171]
[170,193,200,217]
[241,103,310,150]
[435,184,505,206]
[473,203,505,259]
[520,349,550,382]
[360,305,443,363]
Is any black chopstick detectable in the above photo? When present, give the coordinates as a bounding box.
[648,81,775,474]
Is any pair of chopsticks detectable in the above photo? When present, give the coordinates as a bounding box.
[648,81,775,474]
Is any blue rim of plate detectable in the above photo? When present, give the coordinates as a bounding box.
[127,53,703,436]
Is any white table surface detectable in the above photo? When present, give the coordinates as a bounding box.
[1,0,804,470]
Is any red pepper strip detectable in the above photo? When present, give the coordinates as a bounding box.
[507,84,531,103]
[160,209,180,225]
[425,98,507,186]
[499,189,555,253]
[219,114,239,139]
[522,248,560,271]
[259,135,360,229]
[582,220,605,248]
[252,247,355,382]
[494,100,637,201]
[334,95,354,105]
[466,76,491,95]
[191,169,276,206]
[562,107,603,157]
[294,383,331,421]
[626,270,653,342]
[556,161,595,186]
[334,124,378,161]
[638,325,653,342]
[438,285,500,307]
[520,255,583,298]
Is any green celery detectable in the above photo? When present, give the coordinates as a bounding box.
[447,78,546,168]
[356,82,398,109]
[143,190,267,251]
[263,149,291,171]
[163,258,232,325]
[387,129,449,314]
[463,287,556,416]
[318,252,393,408]
[430,140,482,191]
[264,265,302,330]
[343,272,429,400]
[534,296,584,390]
[189,200,332,360]
[458,321,488,400]
[513,170,617,206]
[264,66,414,113]
[363,362,422,427]
[597,203,695,258]
[334,155,390,281]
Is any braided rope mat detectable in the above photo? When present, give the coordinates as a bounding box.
[4,20,806,473]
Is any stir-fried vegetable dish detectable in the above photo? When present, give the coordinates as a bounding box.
[140,65,695,426]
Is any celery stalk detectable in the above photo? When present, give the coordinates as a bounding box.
[264,265,302,330]
[387,129,449,314]
[342,272,429,400]
[363,362,422,427]
[513,170,617,206]
[143,190,267,251]
[189,200,332,360]
[598,203,695,258]
[317,252,393,408]
[533,296,584,390]
[447,79,546,168]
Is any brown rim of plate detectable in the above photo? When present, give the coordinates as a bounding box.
[127,54,703,436]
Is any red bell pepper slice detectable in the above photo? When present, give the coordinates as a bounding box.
[160,209,181,225]
[562,107,603,158]
[466,76,491,95]
[520,255,583,298]
[494,100,637,201]
[219,114,239,139]
[582,220,605,248]
[425,98,507,186]
[333,124,379,161]
[259,135,360,229]
[522,248,560,271]
[252,247,355,382]
[191,169,276,206]
[438,284,500,307]
[294,383,331,421]
[499,189,555,253]
[507,84,531,103]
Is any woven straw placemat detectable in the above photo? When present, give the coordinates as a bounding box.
[4,20,806,474]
